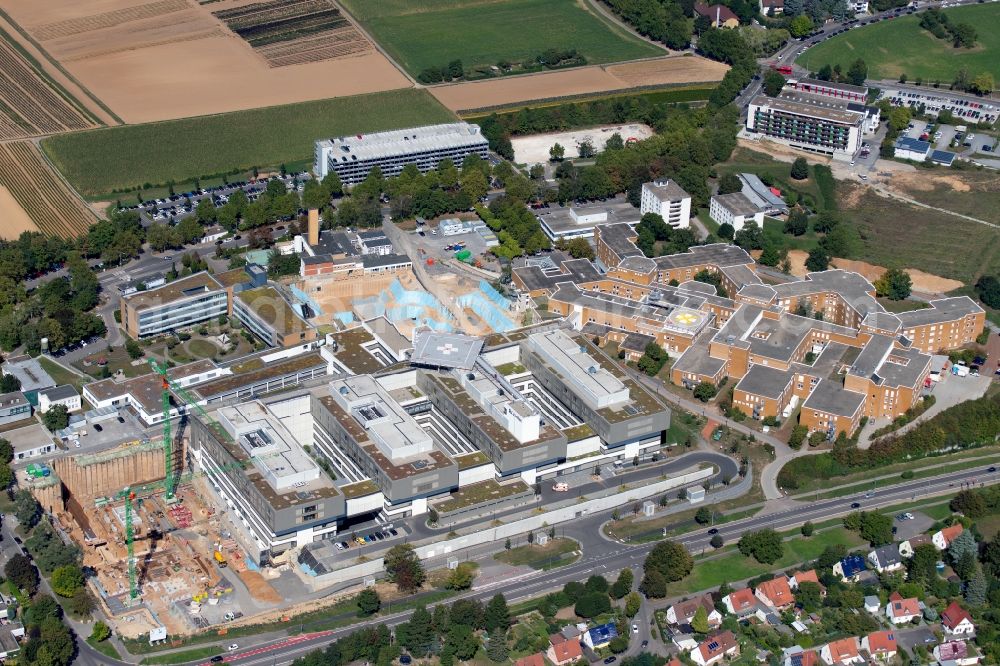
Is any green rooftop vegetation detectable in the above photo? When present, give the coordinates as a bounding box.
[434,479,531,514]
[340,480,379,499]
[455,451,491,470]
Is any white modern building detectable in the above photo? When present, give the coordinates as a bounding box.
[640,180,692,229]
[747,92,865,157]
[37,385,81,414]
[314,123,489,183]
[709,192,765,231]
[121,272,229,338]
[894,137,932,162]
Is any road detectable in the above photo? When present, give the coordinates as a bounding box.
[148,462,1000,666]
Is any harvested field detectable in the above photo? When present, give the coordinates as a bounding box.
[0,185,38,239]
[42,89,455,197]
[0,0,409,123]
[213,0,372,67]
[0,141,94,237]
[0,25,99,139]
[432,56,727,112]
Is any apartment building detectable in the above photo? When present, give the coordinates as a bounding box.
[709,192,765,232]
[314,123,489,183]
[233,286,317,348]
[121,272,229,338]
[747,92,865,157]
[639,180,692,229]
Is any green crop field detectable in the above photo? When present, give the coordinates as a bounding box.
[339,0,661,77]
[796,4,1000,82]
[41,89,455,198]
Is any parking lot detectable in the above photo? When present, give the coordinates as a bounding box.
[903,119,997,156]
[879,86,999,125]
[412,217,496,266]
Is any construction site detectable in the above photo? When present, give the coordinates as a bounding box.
[21,367,284,639]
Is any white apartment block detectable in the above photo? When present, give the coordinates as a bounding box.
[640,180,692,228]
[314,123,489,184]
[709,193,764,232]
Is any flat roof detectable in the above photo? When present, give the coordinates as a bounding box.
[363,317,412,358]
[875,347,930,389]
[773,270,880,317]
[1,355,55,392]
[802,378,864,417]
[851,334,895,378]
[930,150,955,165]
[411,331,483,370]
[735,365,793,400]
[596,223,643,260]
[751,93,864,125]
[363,253,412,269]
[712,192,760,217]
[38,384,78,401]
[643,179,690,202]
[214,267,251,288]
[123,272,223,311]
[313,229,356,257]
[512,254,602,293]
[527,329,629,410]
[538,200,641,237]
[896,137,931,153]
[748,314,859,363]
[237,286,312,336]
[194,352,326,398]
[87,359,218,414]
[896,296,983,328]
[655,243,754,270]
[792,77,868,96]
[549,283,710,338]
[330,375,432,461]
[318,122,487,164]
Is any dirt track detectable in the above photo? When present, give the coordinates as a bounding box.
[431,56,728,112]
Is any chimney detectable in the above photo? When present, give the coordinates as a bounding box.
[308,208,319,246]
[716,5,720,26]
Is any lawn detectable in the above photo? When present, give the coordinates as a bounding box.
[186,338,221,359]
[42,89,455,198]
[796,4,1000,82]
[495,537,581,570]
[139,645,222,665]
[340,0,661,77]
[666,528,864,596]
[842,189,1000,284]
[37,356,88,393]
[717,148,832,212]
[73,346,150,380]
[87,636,122,661]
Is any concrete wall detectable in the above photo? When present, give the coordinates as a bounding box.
[53,447,166,500]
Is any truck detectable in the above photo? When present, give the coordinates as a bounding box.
[213,551,228,567]
[952,363,969,377]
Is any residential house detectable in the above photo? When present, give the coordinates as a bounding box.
[899,534,933,558]
[783,646,819,666]
[547,634,583,666]
[832,555,867,582]
[583,623,618,650]
[868,545,904,573]
[934,525,964,550]
[724,587,758,616]
[789,569,821,590]
[667,660,683,666]
[821,637,862,665]
[760,0,784,15]
[666,594,722,628]
[693,2,740,28]
[37,385,81,414]
[942,602,976,637]
[756,576,794,610]
[886,592,920,624]
[691,631,740,666]
[515,654,545,666]
[861,630,897,662]
[863,595,881,614]
[934,640,979,666]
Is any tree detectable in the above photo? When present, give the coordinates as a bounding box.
[874,268,912,301]
[718,173,743,195]
[691,605,710,633]
[801,521,814,537]
[356,588,381,616]
[529,164,545,180]
[549,143,565,162]
[446,563,475,591]
[795,581,823,612]
[790,157,809,180]
[638,342,668,376]
[575,592,611,617]
[486,628,509,662]
[565,237,595,260]
[763,69,786,97]
[908,543,939,586]
[717,222,735,240]
[858,511,894,546]
[14,489,41,529]
[951,490,987,518]
[737,529,783,564]
[965,567,987,606]
[695,507,713,524]
[585,575,609,594]
[384,544,425,592]
[759,244,781,267]
[399,606,435,657]
[788,424,808,450]
[710,534,724,549]
[624,591,642,617]
[125,337,143,360]
[608,636,630,654]
[975,275,1000,308]
[644,540,693,583]
[693,382,717,402]
[41,404,70,432]
[970,72,995,95]
[484,593,510,632]
[5,554,39,593]
[784,209,808,236]
[91,620,112,643]
[639,569,667,598]
[846,58,868,86]
[789,13,814,37]
[805,247,830,272]
[949,530,978,567]
[578,141,595,158]
[734,220,764,251]
[0,373,20,393]
[611,568,633,599]
[51,565,85,597]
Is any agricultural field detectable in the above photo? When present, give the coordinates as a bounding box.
[41,89,456,198]
[0,25,99,139]
[796,3,1000,82]
[0,141,95,238]
[0,0,409,123]
[339,0,662,79]
[433,56,727,113]
[213,0,372,67]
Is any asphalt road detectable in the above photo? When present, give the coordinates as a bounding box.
[152,462,1000,666]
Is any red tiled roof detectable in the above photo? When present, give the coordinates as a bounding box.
[942,601,974,630]
[827,638,859,662]
[728,587,755,611]
[939,524,964,545]
[890,597,920,617]
[866,630,897,654]
[516,654,545,666]
[757,577,793,607]
[693,2,739,21]
[552,640,582,663]
[698,631,737,661]
[794,569,820,585]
